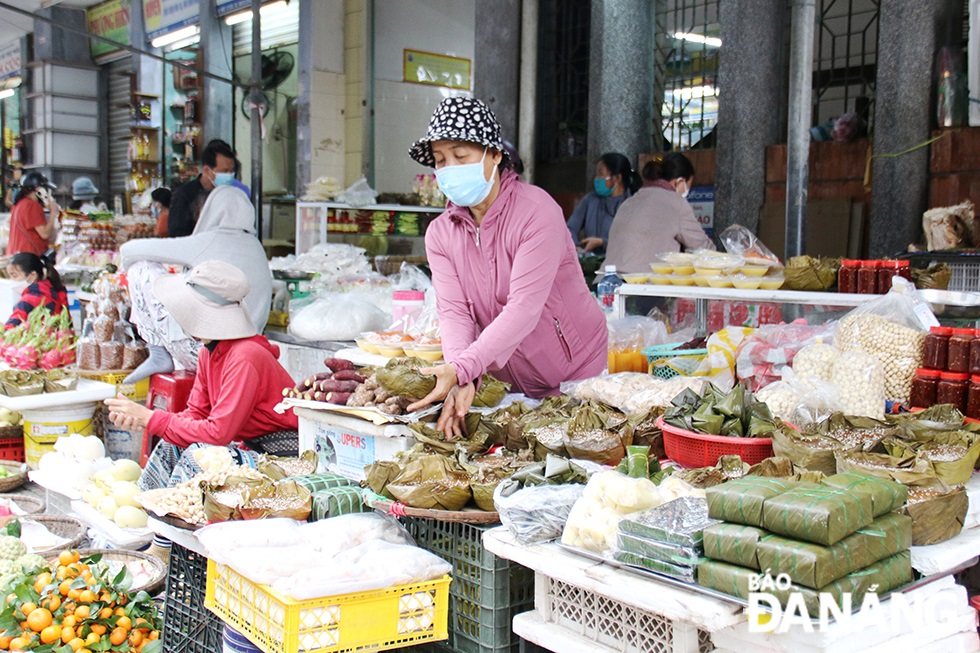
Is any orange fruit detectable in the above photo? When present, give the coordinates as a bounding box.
[129,630,143,646]
[41,595,61,612]
[67,588,81,601]
[0,635,10,648]
[148,630,159,640]
[113,607,126,617]
[66,638,84,651]
[109,627,127,646]
[19,603,36,617]
[116,616,132,631]
[99,591,111,603]
[61,625,75,644]
[78,590,96,604]
[8,636,31,650]
[74,605,90,620]
[59,550,80,566]
[99,608,112,620]
[59,579,73,596]
[85,631,99,645]
[26,607,53,632]
[63,615,77,629]
[78,649,92,653]
[90,624,106,636]
[33,572,52,593]
[39,624,61,644]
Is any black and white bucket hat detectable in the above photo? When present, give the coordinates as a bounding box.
[409,97,504,168]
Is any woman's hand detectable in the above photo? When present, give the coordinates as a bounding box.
[406,364,459,413]
[436,382,476,439]
[104,393,153,431]
[579,237,604,252]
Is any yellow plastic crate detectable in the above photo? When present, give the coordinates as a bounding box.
[77,371,149,402]
[205,559,450,653]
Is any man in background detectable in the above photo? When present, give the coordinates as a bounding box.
[168,139,238,237]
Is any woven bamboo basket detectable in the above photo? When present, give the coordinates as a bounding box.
[49,548,168,596]
[26,515,86,556]
[0,461,27,493]
[0,494,43,515]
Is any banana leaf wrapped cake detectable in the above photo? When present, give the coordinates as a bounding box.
[761,485,874,546]
[706,476,800,527]
[702,523,768,569]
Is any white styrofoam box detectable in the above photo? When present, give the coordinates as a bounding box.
[0,278,26,320]
[34,63,99,97]
[964,474,980,530]
[295,406,414,481]
[911,526,980,576]
[30,95,99,132]
[31,132,100,169]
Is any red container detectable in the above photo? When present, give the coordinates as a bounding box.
[0,436,25,463]
[656,416,775,468]
[143,371,196,465]
[838,259,861,294]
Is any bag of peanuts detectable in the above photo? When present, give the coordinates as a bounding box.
[834,278,936,405]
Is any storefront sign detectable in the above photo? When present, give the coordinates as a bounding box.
[0,40,21,82]
[87,0,131,58]
[403,49,471,90]
[688,185,715,236]
[143,0,271,40]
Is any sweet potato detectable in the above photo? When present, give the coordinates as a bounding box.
[324,358,355,372]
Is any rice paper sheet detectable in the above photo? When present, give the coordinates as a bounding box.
[761,485,874,546]
[819,472,908,518]
[754,513,911,590]
[311,487,369,520]
[702,523,769,570]
[613,550,701,583]
[705,476,799,527]
[619,497,720,547]
[616,532,702,566]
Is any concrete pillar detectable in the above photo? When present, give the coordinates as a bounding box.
[518,0,538,181]
[474,0,521,146]
[714,0,786,237]
[33,7,90,62]
[587,0,653,174]
[199,0,234,146]
[870,0,962,256]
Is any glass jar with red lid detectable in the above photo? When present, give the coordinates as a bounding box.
[857,261,880,294]
[877,261,901,294]
[947,328,976,373]
[968,376,980,420]
[910,368,941,408]
[924,326,953,370]
[937,372,969,413]
[895,260,912,282]
[838,259,861,294]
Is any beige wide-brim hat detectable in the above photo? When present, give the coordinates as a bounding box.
[154,260,257,341]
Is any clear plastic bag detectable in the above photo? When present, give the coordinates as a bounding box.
[829,350,886,418]
[196,518,306,563]
[389,262,432,292]
[299,512,414,556]
[735,322,836,392]
[336,177,379,208]
[834,278,932,403]
[406,302,440,341]
[288,292,390,341]
[719,225,781,267]
[756,368,842,425]
[494,483,585,545]
[791,342,840,383]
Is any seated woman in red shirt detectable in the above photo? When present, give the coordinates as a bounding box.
[5,252,69,329]
[104,260,298,489]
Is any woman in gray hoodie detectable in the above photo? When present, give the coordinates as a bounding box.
[120,186,271,382]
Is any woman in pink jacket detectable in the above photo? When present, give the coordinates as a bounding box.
[406,98,607,436]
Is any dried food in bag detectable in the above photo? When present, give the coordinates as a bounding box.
[494,483,584,545]
[99,341,124,370]
[122,344,148,370]
[92,315,115,343]
[829,350,886,418]
[77,340,100,370]
[0,370,44,397]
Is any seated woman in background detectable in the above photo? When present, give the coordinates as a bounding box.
[104,260,298,490]
[151,187,172,237]
[604,152,715,273]
[566,152,641,253]
[5,252,69,329]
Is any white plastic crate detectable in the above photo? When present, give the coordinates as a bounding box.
[295,407,415,481]
[947,262,980,292]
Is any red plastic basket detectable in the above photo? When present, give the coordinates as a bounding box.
[0,434,25,463]
[656,416,774,468]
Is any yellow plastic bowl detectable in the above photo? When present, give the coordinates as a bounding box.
[623,274,650,284]
[759,277,785,290]
[650,274,673,285]
[706,275,735,288]
[672,265,695,276]
[693,275,710,287]
[376,345,406,357]
[671,276,697,286]
[730,274,763,290]
[650,263,674,275]
[356,339,380,354]
[693,266,725,277]
[739,265,770,277]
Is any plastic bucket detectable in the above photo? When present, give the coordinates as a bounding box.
[104,425,141,462]
[222,625,262,653]
[21,403,98,469]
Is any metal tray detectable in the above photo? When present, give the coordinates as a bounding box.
[918,289,980,319]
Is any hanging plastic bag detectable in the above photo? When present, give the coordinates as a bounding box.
[288,292,390,341]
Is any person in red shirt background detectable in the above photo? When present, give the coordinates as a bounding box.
[6,172,60,256]
[4,252,69,329]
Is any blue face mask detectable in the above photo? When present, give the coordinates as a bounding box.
[151,205,160,218]
[594,177,613,197]
[434,148,496,207]
[213,172,235,187]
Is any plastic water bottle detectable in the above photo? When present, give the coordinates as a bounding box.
[597,265,624,313]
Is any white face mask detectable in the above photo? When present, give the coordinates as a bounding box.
[676,179,690,199]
